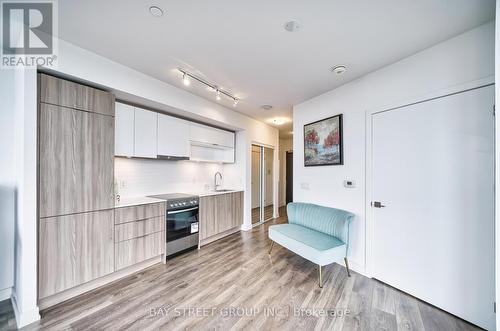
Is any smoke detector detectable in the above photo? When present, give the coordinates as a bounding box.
[331,65,347,75]
[284,20,301,32]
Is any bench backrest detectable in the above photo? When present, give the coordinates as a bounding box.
[287,202,354,244]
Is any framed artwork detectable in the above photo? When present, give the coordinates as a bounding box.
[304,114,343,166]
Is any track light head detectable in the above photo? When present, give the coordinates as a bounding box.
[216,90,221,101]
[233,99,239,107]
[182,73,190,86]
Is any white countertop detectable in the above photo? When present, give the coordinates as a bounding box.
[114,189,244,207]
[189,189,244,197]
[114,196,165,208]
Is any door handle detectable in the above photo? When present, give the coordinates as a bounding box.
[371,201,386,208]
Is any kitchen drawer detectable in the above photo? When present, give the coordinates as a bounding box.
[114,217,164,242]
[39,73,115,116]
[114,202,165,224]
[115,231,165,270]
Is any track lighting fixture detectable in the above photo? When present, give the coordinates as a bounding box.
[178,68,239,106]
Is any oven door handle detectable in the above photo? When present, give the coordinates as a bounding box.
[167,206,199,214]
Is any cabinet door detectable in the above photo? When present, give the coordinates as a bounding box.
[199,196,217,240]
[38,210,114,299]
[219,130,235,149]
[115,231,165,270]
[39,73,114,116]
[231,192,244,228]
[216,194,234,233]
[157,114,190,158]
[39,104,114,218]
[134,108,158,158]
[189,123,234,148]
[115,102,134,157]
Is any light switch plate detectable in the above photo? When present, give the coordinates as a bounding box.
[301,183,310,190]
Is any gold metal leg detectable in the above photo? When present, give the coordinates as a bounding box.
[268,241,275,255]
[344,257,351,277]
[318,265,323,288]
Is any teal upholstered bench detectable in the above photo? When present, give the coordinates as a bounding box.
[268,202,354,287]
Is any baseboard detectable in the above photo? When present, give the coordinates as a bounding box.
[344,259,367,277]
[11,290,40,328]
[240,223,252,231]
[0,287,12,301]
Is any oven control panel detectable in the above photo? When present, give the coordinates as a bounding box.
[167,197,199,210]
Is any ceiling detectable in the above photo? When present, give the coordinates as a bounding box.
[58,0,495,139]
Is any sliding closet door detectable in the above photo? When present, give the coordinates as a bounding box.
[263,147,274,221]
[251,145,275,224]
[251,145,262,224]
[371,85,495,330]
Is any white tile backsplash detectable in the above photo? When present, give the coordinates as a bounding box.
[114,157,224,197]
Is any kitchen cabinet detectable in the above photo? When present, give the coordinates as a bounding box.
[114,102,235,162]
[115,232,165,270]
[39,73,114,116]
[200,195,217,240]
[38,210,114,299]
[38,73,116,304]
[190,145,235,163]
[157,113,190,159]
[114,202,165,224]
[134,107,158,158]
[114,202,166,270]
[199,191,244,244]
[189,123,235,148]
[115,102,135,157]
[39,76,114,218]
[114,217,164,242]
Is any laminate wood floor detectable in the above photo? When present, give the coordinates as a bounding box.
[251,205,274,224]
[2,208,481,331]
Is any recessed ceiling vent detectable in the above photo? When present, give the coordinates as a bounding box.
[284,20,300,32]
[261,105,273,110]
[331,65,347,75]
[149,6,164,17]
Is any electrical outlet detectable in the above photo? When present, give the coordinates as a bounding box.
[300,182,310,190]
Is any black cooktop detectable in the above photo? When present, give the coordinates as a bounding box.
[148,193,196,200]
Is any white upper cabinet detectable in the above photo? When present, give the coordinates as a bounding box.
[115,103,134,157]
[189,123,235,149]
[157,114,190,159]
[134,107,158,158]
[114,102,235,163]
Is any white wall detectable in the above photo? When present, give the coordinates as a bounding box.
[293,21,495,274]
[278,139,293,207]
[495,2,500,330]
[0,69,15,301]
[12,68,39,327]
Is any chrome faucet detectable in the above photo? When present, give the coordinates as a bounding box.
[214,172,223,191]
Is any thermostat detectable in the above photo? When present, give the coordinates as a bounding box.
[344,180,356,188]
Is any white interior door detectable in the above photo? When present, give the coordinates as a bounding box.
[371,85,495,330]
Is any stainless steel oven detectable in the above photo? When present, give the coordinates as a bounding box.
[148,193,199,258]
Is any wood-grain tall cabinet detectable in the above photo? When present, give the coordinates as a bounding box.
[37,74,115,300]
